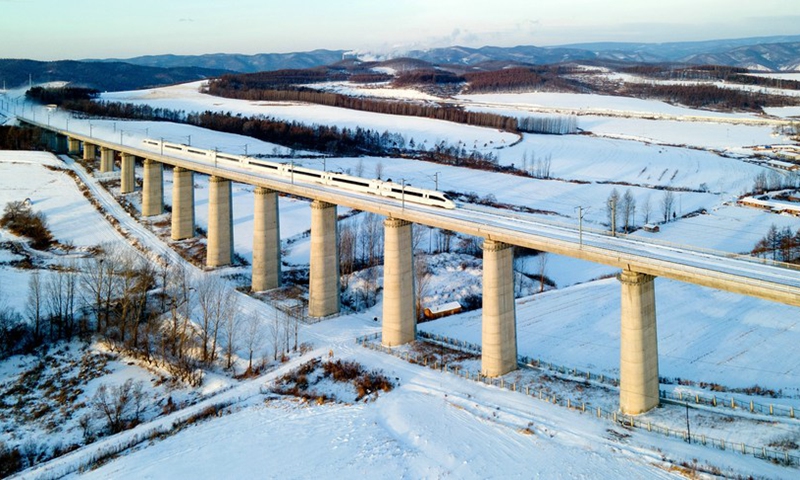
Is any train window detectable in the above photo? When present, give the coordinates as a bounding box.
[298,171,322,179]
[250,161,278,170]
[333,177,370,187]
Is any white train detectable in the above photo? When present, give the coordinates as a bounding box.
[142,138,456,209]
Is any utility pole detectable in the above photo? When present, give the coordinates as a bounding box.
[685,403,691,443]
[434,171,439,191]
[401,178,406,211]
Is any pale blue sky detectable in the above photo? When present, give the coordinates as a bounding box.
[1,0,798,60]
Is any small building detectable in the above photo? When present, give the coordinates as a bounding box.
[642,224,660,233]
[423,301,462,320]
[766,159,800,172]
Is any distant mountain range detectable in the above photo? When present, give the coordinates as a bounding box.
[0,59,230,92]
[88,50,345,75]
[96,35,800,73]
[3,35,800,93]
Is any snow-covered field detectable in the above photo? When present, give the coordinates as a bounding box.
[2,79,800,478]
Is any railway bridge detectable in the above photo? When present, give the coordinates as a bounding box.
[19,117,800,416]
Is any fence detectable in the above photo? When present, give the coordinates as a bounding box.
[357,332,800,468]
[417,331,799,421]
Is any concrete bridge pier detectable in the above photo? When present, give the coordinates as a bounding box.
[618,270,660,415]
[54,134,68,154]
[83,143,97,162]
[206,176,233,267]
[141,159,163,217]
[382,217,416,346]
[481,239,518,377]
[67,137,81,155]
[120,153,136,194]
[251,187,281,291]
[309,200,339,317]
[171,167,195,240]
[99,147,115,173]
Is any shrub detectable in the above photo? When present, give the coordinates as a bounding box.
[0,442,23,477]
[0,201,54,249]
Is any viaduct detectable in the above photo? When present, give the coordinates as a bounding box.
[20,118,800,416]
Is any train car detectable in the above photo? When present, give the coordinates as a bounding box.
[142,138,456,209]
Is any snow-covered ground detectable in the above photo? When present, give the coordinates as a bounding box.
[99,82,518,154]
[2,79,800,478]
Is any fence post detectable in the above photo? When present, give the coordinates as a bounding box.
[770,404,773,415]
[582,402,585,413]
[741,443,746,454]
[567,399,571,409]
[750,400,754,413]
[731,397,735,409]
[791,407,795,418]
[597,407,601,418]
[647,421,651,432]
[721,439,725,450]
[712,396,716,407]
[695,394,699,404]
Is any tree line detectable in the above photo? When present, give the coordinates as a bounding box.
[621,82,798,111]
[752,224,800,263]
[622,64,800,91]
[203,81,518,131]
[462,66,580,94]
[0,126,45,150]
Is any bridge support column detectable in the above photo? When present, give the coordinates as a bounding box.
[99,147,114,173]
[171,167,195,240]
[251,187,281,291]
[83,143,97,162]
[481,239,517,377]
[56,134,68,154]
[120,153,136,194]
[382,218,415,346]
[309,200,339,317]
[67,137,80,155]
[206,176,233,267]
[618,270,660,415]
[141,159,163,217]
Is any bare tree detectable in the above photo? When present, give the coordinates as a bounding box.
[661,190,676,222]
[374,161,384,180]
[243,311,265,373]
[537,252,548,293]
[222,300,241,370]
[338,221,357,278]
[606,188,620,235]
[621,189,636,233]
[641,195,652,225]
[269,309,283,361]
[196,275,237,366]
[26,271,43,342]
[414,254,432,320]
[91,379,146,434]
[354,158,364,177]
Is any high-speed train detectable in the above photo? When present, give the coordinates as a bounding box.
[142,139,456,209]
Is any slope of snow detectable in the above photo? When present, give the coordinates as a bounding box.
[100,82,517,153]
